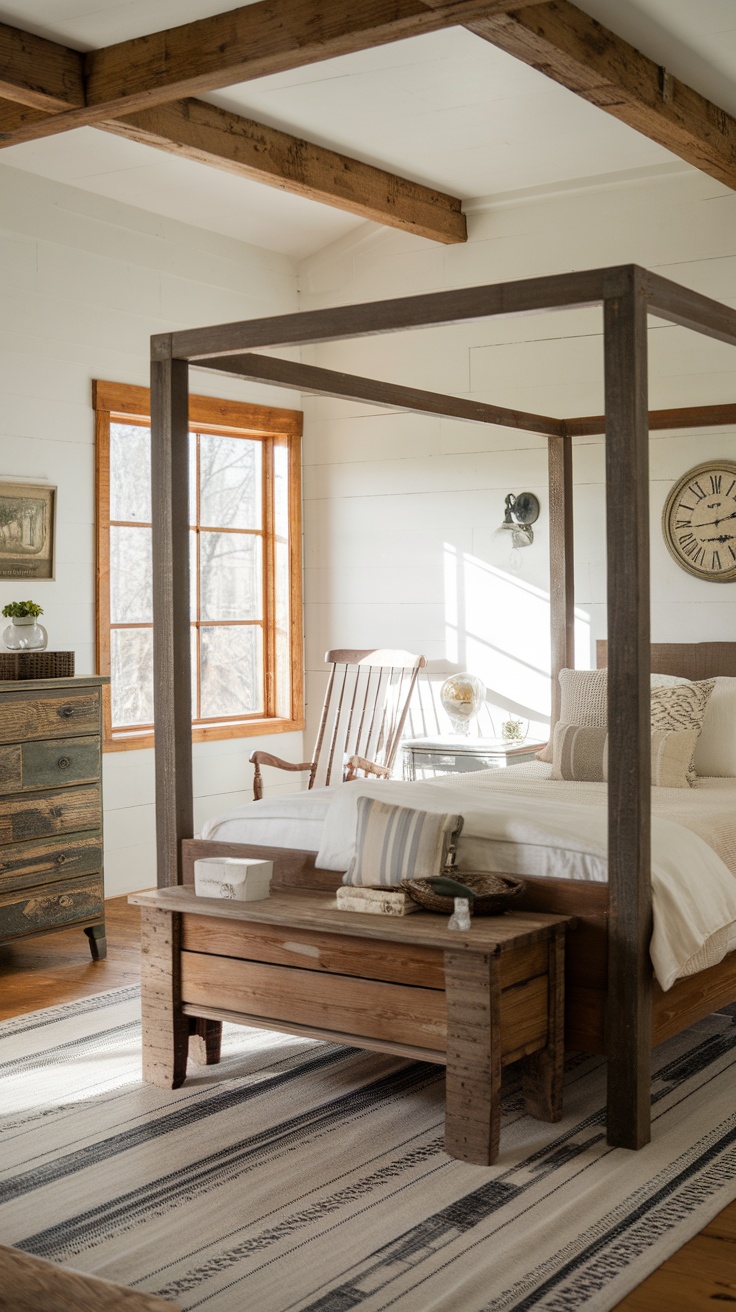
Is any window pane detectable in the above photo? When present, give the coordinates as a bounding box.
[189,433,197,526]
[110,526,152,623]
[275,538,291,719]
[198,433,261,529]
[191,626,198,721]
[111,628,153,728]
[110,424,151,522]
[274,440,289,539]
[200,532,261,621]
[200,625,263,718]
[190,530,197,621]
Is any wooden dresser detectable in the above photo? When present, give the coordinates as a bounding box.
[0,675,108,960]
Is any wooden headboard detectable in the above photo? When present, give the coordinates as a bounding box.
[596,640,736,680]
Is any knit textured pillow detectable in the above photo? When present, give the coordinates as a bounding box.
[537,668,608,763]
[650,679,715,783]
[551,722,702,788]
[343,797,464,887]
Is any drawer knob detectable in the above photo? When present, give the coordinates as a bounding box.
[59,705,75,719]
[58,895,72,907]
[57,756,71,770]
[56,853,67,864]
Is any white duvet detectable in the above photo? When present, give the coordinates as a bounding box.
[200,767,736,992]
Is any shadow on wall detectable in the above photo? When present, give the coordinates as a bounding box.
[407,545,591,741]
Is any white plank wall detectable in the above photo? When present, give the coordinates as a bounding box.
[0,163,303,896]
[298,169,736,749]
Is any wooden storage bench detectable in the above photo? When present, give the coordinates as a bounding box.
[131,887,572,1165]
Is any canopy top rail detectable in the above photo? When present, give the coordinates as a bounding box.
[152,264,736,365]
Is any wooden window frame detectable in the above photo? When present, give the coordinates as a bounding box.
[94,379,304,752]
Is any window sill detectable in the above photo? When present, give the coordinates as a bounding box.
[103,716,305,753]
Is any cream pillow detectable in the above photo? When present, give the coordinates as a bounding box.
[694,676,736,777]
[551,722,701,788]
[343,798,464,886]
[539,668,694,764]
[650,680,715,783]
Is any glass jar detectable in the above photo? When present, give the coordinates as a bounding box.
[3,615,48,650]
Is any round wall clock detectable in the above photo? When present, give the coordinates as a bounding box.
[662,460,736,582]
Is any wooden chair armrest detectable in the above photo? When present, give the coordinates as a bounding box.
[345,755,391,781]
[249,752,311,800]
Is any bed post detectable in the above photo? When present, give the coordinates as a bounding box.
[548,434,575,728]
[151,344,193,888]
[603,267,652,1149]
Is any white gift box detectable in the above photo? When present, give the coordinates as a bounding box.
[194,856,273,901]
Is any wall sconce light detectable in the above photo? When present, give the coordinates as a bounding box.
[497,491,541,547]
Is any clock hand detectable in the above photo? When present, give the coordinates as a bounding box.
[695,510,736,528]
[701,533,736,544]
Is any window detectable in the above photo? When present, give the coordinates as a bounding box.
[94,381,303,750]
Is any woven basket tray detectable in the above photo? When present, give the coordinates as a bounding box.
[401,871,525,916]
[0,650,75,680]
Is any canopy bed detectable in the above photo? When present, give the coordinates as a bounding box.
[145,264,736,1151]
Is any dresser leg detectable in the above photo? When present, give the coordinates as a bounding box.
[140,906,189,1089]
[188,1018,223,1066]
[84,923,107,961]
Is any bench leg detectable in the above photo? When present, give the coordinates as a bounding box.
[522,929,565,1122]
[140,906,188,1089]
[444,949,501,1165]
[188,1018,223,1066]
[84,922,107,961]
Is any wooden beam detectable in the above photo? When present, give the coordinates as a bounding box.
[0,0,534,145]
[547,434,574,729]
[460,0,736,192]
[202,351,563,436]
[150,353,193,889]
[566,402,736,438]
[603,265,652,1150]
[0,19,84,111]
[643,270,736,348]
[102,98,467,245]
[163,266,610,360]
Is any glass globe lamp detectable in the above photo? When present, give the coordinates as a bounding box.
[440,672,485,736]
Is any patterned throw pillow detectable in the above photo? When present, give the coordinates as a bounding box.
[650,680,715,783]
[343,797,464,887]
[551,721,703,788]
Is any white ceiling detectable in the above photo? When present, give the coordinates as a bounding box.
[1,0,734,259]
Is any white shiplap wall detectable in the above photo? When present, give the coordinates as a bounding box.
[298,169,736,747]
[0,163,303,896]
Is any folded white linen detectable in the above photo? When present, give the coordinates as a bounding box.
[200,786,334,851]
[316,777,736,992]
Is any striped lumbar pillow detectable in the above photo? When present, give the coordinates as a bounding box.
[343,797,464,887]
[551,721,703,788]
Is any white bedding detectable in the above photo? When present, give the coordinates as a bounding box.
[200,765,736,991]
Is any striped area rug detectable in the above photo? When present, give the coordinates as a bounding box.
[1,988,736,1311]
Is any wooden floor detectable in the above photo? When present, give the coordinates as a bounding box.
[1,897,734,1310]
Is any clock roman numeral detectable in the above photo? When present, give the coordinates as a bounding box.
[689,481,707,501]
[674,518,691,529]
[712,549,722,570]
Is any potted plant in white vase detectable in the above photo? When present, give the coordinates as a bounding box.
[2,600,48,651]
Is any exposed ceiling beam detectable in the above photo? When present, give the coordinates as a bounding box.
[104,99,466,244]
[459,0,736,191]
[0,0,530,146]
[0,19,84,111]
[565,403,736,438]
[203,352,564,436]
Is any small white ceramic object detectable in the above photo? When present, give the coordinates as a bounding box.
[194,856,273,901]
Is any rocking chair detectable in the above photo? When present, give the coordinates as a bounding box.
[250,648,426,799]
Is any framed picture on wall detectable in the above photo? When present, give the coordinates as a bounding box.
[0,482,56,581]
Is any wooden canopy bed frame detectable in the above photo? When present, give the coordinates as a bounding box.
[147,264,736,1151]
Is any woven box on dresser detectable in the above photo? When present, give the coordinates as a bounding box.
[0,675,108,960]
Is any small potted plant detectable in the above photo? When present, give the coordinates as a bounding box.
[2,600,48,651]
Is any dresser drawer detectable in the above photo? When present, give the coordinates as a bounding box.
[0,737,101,794]
[0,689,100,744]
[0,785,101,844]
[0,832,103,893]
[0,875,103,941]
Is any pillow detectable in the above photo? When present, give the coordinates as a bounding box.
[537,668,608,763]
[694,676,736,777]
[551,721,701,788]
[650,679,715,783]
[538,667,695,764]
[343,798,464,887]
